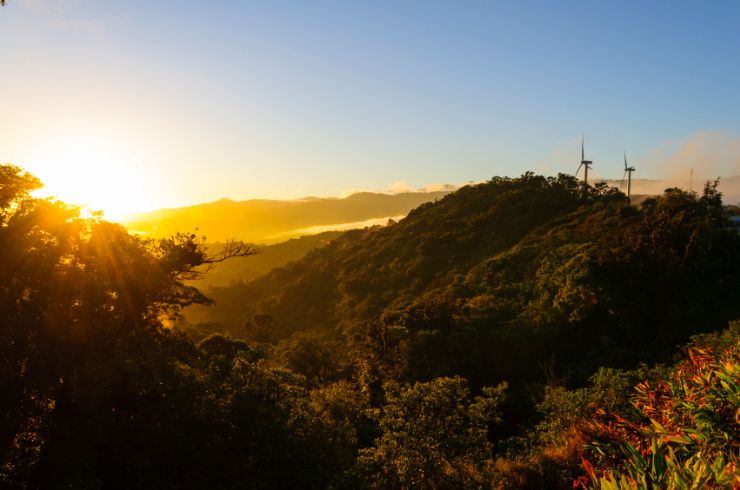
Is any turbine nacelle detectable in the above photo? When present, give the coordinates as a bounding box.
[576,135,593,184]
[576,160,592,174]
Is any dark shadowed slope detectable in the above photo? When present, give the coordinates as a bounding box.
[194,231,344,288]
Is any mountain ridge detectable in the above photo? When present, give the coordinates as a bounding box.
[124,190,452,243]
[185,173,740,389]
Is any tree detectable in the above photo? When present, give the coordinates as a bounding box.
[356,377,507,488]
[244,313,277,343]
[0,164,263,486]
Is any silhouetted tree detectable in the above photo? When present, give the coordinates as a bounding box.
[244,313,277,343]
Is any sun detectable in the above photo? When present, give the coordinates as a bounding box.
[26,133,166,221]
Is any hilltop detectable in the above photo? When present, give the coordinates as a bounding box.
[186,174,740,387]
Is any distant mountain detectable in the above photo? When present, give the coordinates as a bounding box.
[123,190,452,243]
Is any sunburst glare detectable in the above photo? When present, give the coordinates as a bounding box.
[25,133,166,221]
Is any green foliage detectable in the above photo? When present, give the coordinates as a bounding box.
[186,173,598,337]
[3,164,740,488]
[355,377,507,489]
[535,368,639,449]
[190,173,740,396]
[309,379,376,481]
[271,331,349,387]
[490,367,646,489]
[582,323,740,489]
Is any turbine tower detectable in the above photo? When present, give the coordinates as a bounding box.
[621,151,636,202]
[576,135,593,185]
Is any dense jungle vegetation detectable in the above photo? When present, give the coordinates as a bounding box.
[2,164,739,488]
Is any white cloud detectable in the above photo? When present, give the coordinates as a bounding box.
[389,180,414,193]
[597,131,740,204]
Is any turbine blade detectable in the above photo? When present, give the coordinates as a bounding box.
[621,171,627,188]
[581,135,585,161]
[624,151,628,170]
[576,162,583,176]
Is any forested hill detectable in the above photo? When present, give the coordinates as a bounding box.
[5,164,740,488]
[187,173,740,384]
[188,174,599,330]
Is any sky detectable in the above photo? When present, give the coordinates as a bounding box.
[2,1,740,218]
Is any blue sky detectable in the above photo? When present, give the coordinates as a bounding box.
[2,0,740,214]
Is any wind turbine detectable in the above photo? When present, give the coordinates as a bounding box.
[621,151,636,202]
[576,135,593,185]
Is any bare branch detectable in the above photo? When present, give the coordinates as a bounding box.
[203,239,261,265]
